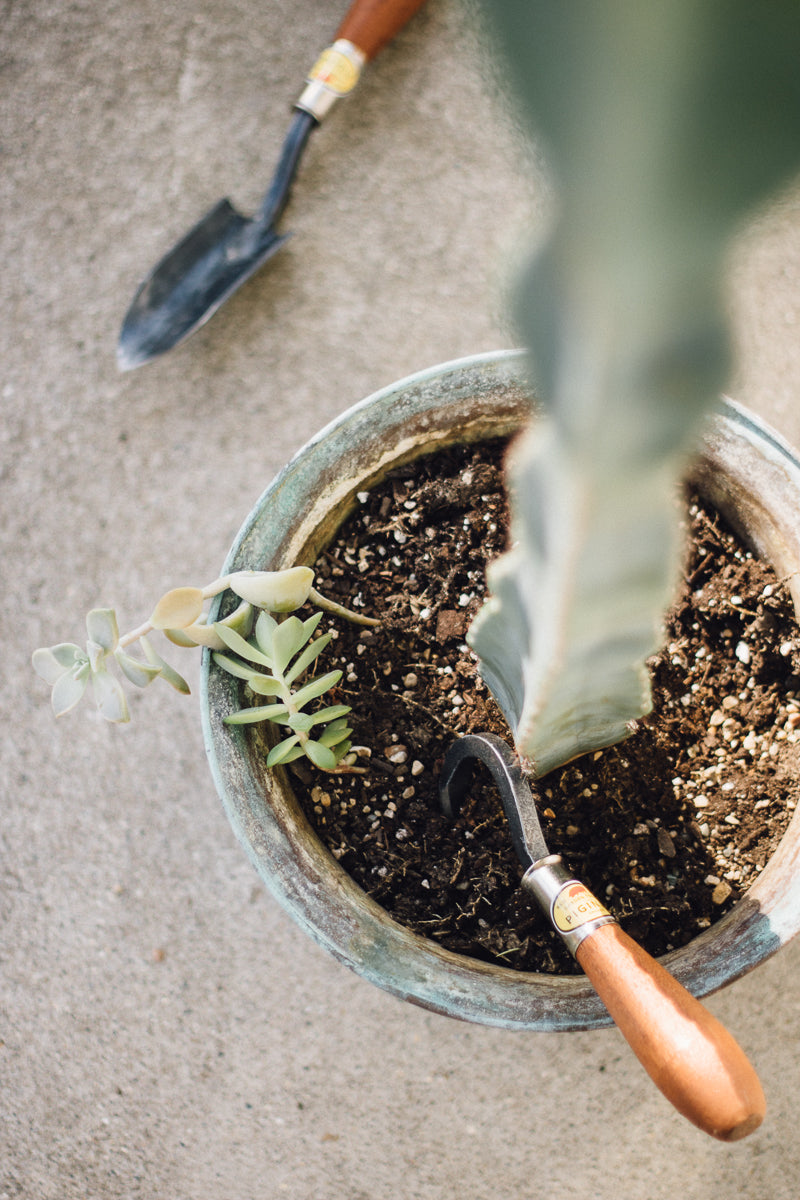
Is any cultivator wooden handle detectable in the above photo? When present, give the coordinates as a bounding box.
[440,733,766,1142]
[575,921,766,1141]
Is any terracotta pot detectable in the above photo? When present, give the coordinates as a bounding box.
[201,350,800,1031]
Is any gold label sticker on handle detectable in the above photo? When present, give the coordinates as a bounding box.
[552,882,610,933]
[308,46,362,96]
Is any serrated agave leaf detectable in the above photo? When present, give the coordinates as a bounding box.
[271,616,306,675]
[228,567,314,612]
[149,587,204,630]
[254,610,278,658]
[50,663,90,716]
[284,629,331,686]
[114,647,162,688]
[212,623,273,669]
[92,665,130,723]
[86,608,119,652]
[32,643,85,685]
[248,674,285,697]
[469,4,800,774]
[291,670,342,710]
[266,735,303,767]
[223,702,290,726]
[211,652,261,683]
[303,740,338,771]
[140,636,191,695]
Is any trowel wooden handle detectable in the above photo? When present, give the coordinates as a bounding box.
[576,922,766,1140]
[337,0,428,61]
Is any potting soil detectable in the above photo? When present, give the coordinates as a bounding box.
[273,439,800,975]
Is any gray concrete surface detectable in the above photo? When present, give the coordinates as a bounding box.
[3,2,800,1197]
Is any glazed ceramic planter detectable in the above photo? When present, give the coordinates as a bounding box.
[201,350,800,1031]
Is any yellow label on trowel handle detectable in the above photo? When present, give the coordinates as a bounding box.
[308,44,363,95]
[552,881,611,932]
[296,39,367,122]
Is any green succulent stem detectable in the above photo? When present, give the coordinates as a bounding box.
[307,586,379,628]
[201,575,234,599]
[118,619,155,650]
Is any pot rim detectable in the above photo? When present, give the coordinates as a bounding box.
[201,350,800,1031]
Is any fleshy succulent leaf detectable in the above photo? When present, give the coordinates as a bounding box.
[284,630,331,686]
[317,722,353,747]
[174,603,255,648]
[303,740,338,771]
[211,652,261,683]
[227,567,314,612]
[50,663,90,716]
[140,636,191,695]
[287,711,316,733]
[92,665,130,723]
[254,610,278,658]
[276,743,307,765]
[212,623,274,669]
[291,670,342,710]
[114,648,162,688]
[163,627,199,648]
[167,619,226,650]
[270,616,306,676]
[307,705,351,728]
[223,702,289,725]
[266,735,304,767]
[247,675,285,697]
[317,716,351,739]
[86,608,119,653]
[149,587,204,631]
[301,611,323,642]
[328,739,352,762]
[32,644,85,685]
[219,601,254,636]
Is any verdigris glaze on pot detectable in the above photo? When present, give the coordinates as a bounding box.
[201,350,800,1031]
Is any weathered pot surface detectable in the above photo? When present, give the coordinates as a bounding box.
[201,350,800,1031]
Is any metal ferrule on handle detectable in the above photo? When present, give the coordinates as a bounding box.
[522,855,616,956]
[296,40,368,121]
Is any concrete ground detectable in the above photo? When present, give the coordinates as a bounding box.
[3,2,800,1196]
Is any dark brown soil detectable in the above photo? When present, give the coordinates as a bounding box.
[272,439,800,975]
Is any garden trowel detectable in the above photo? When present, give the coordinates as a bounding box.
[117,0,428,370]
[439,732,766,1142]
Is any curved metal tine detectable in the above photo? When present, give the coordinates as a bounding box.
[439,733,549,870]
